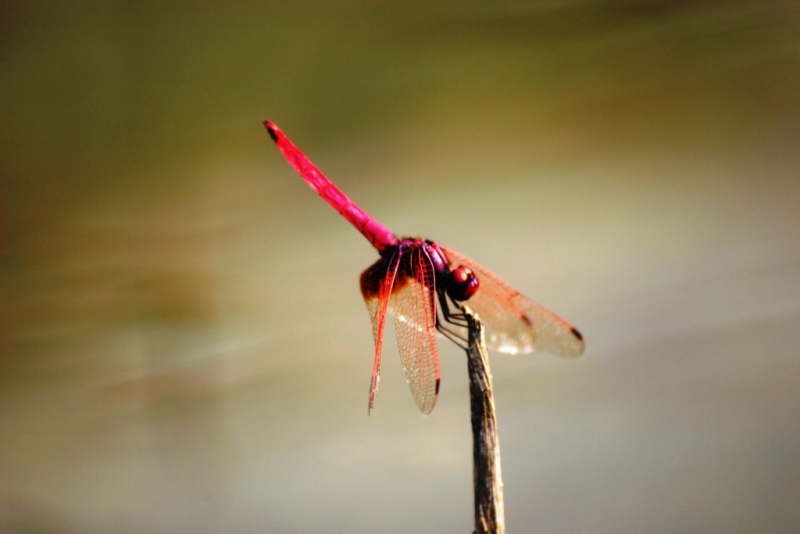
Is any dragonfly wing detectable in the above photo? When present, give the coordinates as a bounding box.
[390,248,441,415]
[360,252,401,414]
[440,246,584,357]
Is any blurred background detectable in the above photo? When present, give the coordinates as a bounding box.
[2,1,799,532]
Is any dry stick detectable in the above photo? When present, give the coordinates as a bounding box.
[464,305,506,534]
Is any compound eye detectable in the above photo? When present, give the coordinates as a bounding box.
[446,265,479,301]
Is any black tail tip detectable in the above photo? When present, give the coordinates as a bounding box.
[263,119,279,142]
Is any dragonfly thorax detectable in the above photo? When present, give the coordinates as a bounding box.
[394,238,480,302]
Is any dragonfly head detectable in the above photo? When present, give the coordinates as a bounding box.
[446,265,479,302]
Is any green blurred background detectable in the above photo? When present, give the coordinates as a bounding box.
[2,1,799,532]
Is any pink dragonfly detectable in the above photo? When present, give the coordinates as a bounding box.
[264,120,584,415]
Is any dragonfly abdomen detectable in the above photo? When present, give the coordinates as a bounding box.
[264,120,398,252]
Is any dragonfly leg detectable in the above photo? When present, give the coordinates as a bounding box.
[438,290,469,327]
[435,290,469,349]
[436,314,469,349]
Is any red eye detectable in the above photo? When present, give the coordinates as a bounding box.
[446,265,479,301]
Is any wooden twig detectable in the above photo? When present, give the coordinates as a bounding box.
[464,305,506,534]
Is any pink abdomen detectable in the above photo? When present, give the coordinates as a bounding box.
[265,121,398,252]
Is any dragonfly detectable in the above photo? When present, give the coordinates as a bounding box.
[264,120,584,415]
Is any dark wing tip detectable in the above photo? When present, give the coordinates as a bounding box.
[571,327,584,342]
[263,119,279,142]
[568,326,586,357]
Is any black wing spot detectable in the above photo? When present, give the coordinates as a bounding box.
[435,378,440,395]
[521,313,533,327]
[571,327,584,341]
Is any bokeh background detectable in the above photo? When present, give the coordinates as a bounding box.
[2,2,799,532]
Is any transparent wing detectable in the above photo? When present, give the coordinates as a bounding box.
[440,246,584,357]
[360,252,400,415]
[390,249,440,414]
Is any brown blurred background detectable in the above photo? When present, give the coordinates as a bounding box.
[2,1,799,532]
